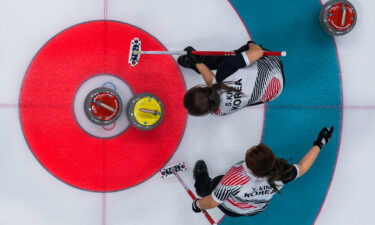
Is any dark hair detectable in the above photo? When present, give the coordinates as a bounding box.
[245,144,292,193]
[183,83,240,116]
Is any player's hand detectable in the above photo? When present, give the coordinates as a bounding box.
[234,41,254,54]
[192,199,202,213]
[247,43,264,63]
[314,126,334,149]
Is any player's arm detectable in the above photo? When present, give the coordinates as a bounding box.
[184,50,215,87]
[296,146,321,177]
[214,42,264,83]
[193,195,220,210]
[297,127,334,176]
[192,171,237,213]
[196,63,215,87]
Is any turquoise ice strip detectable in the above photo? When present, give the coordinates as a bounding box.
[221,0,342,224]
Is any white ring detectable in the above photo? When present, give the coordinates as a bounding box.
[73,74,133,138]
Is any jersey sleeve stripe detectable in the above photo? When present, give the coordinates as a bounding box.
[227,176,249,186]
[220,166,250,186]
[249,56,283,105]
[222,174,250,186]
[220,169,239,183]
[211,193,222,204]
[227,198,257,209]
[213,184,242,202]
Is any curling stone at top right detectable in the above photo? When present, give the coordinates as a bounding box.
[320,0,357,36]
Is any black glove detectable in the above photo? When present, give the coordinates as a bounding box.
[234,41,254,54]
[185,46,203,64]
[192,199,202,213]
[314,126,334,149]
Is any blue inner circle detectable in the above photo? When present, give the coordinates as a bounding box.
[102,81,117,91]
[223,1,342,224]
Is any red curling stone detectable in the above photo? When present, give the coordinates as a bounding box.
[328,3,355,31]
[320,0,357,36]
[84,87,123,125]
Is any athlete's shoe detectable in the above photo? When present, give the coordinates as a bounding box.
[193,160,208,181]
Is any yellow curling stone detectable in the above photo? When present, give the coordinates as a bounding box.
[126,93,164,130]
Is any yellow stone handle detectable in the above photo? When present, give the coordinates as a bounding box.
[140,108,158,115]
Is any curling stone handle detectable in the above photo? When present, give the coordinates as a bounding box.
[341,3,347,26]
[140,108,158,115]
[97,101,116,112]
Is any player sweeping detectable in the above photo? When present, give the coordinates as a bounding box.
[179,41,284,116]
[191,127,334,217]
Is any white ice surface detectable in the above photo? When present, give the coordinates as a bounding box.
[0,1,258,225]
[0,0,375,225]
[327,0,375,106]
[315,110,375,225]
[0,0,103,104]
[0,109,103,225]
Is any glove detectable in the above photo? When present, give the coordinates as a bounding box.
[234,41,254,54]
[192,199,202,213]
[185,46,203,64]
[314,126,334,149]
[177,46,202,74]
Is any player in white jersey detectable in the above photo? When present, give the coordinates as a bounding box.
[179,41,284,116]
[191,127,334,217]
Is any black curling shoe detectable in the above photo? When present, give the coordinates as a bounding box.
[193,160,208,181]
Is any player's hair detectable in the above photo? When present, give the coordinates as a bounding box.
[183,83,240,116]
[245,144,293,194]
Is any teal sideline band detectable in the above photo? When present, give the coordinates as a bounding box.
[222,1,342,224]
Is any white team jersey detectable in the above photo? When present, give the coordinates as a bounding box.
[214,55,284,116]
[212,162,299,216]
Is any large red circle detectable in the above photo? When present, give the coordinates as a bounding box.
[20,21,187,192]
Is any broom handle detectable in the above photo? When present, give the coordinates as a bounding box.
[140,50,286,57]
[174,172,217,225]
